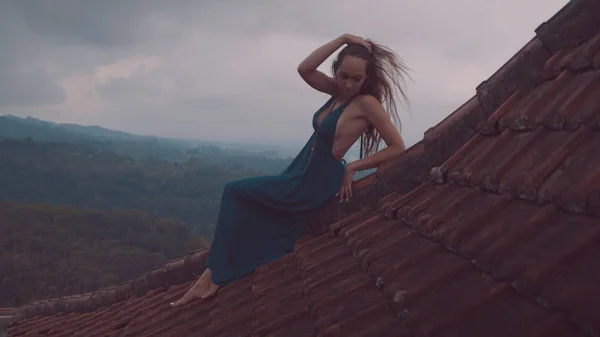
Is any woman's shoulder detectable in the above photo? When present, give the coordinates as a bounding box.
[354,94,381,109]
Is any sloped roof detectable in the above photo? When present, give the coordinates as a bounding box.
[7,0,600,336]
[1,308,15,337]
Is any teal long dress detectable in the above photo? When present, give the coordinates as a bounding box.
[205,95,353,286]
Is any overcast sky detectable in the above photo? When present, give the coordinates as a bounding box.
[0,0,568,150]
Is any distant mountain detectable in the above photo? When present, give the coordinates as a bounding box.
[2,114,154,142]
[0,201,207,307]
[0,115,294,174]
[0,115,187,161]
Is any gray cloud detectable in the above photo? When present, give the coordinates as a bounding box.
[0,2,64,106]
[0,0,569,150]
[0,65,64,107]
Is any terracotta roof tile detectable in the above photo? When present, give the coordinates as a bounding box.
[8,1,600,336]
[539,241,600,332]
[443,290,584,337]
[7,192,595,337]
[594,50,600,68]
[373,182,594,335]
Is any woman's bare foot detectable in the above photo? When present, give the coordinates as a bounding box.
[201,280,220,299]
[170,268,213,307]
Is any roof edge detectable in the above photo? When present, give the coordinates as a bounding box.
[535,0,600,53]
[14,248,209,321]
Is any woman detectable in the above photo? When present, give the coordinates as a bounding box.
[171,33,408,305]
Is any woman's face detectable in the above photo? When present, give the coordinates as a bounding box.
[335,55,368,98]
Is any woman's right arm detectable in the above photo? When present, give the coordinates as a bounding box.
[297,35,348,95]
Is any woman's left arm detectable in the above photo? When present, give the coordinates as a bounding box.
[337,95,406,202]
[347,95,406,172]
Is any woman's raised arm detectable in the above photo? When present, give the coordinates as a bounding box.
[296,35,347,95]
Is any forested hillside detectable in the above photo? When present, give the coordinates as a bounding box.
[0,116,301,307]
[0,137,269,238]
[0,202,207,307]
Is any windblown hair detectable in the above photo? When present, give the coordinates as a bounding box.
[332,40,411,158]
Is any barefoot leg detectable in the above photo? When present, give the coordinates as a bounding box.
[170,268,213,307]
[201,279,221,299]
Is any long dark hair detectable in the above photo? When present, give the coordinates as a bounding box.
[332,40,410,158]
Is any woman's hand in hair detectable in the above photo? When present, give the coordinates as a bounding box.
[341,34,372,53]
